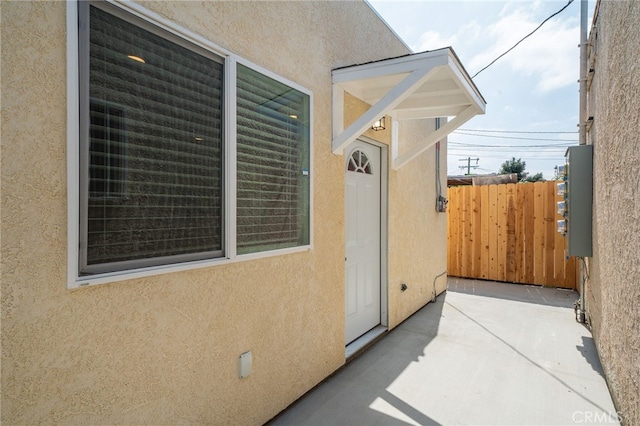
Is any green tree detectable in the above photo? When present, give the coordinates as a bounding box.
[498,157,545,182]
[499,157,527,181]
[523,172,544,182]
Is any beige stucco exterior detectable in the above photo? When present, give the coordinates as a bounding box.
[585,1,640,424]
[1,1,450,424]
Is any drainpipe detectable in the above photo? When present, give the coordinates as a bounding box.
[577,0,588,323]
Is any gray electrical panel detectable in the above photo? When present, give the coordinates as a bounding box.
[565,145,593,257]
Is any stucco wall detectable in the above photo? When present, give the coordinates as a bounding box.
[586,1,640,424]
[388,119,448,328]
[1,1,447,424]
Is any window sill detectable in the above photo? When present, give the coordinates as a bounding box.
[69,244,312,289]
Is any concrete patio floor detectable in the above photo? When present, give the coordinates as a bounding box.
[269,278,619,426]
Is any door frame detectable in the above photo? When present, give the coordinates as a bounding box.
[345,136,389,336]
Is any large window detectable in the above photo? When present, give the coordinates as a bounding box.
[77,2,311,279]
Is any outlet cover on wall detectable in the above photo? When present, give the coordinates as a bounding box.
[239,351,252,378]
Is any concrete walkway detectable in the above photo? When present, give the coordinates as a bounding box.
[269,278,619,426]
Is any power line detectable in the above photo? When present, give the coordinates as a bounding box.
[475,167,497,173]
[458,128,577,134]
[449,154,565,160]
[452,131,578,142]
[447,141,573,149]
[449,141,572,148]
[451,153,565,156]
[448,149,566,155]
[449,148,566,154]
[471,0,575,78]
[449,155,566,162]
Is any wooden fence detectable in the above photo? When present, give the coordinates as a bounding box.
[447,181,577,289]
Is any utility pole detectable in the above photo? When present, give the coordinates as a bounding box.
[458,157,480,175]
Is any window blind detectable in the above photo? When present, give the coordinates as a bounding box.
[236,65,310,254]
[82,5,224,273]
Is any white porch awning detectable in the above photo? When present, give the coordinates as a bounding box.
[332,48,486,169]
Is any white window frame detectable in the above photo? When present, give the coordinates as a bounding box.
[67,0,314,289]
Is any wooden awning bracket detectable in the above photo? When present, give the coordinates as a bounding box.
[332,48,486,170]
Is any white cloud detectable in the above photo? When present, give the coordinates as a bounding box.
[468,5,579,92]
[412,21,484,65]
[413,30,458,52]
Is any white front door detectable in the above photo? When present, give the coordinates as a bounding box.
[345,140,381,344]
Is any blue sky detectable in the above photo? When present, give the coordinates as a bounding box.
[368,0,593,179]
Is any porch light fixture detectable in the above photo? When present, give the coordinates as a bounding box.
[372,117,386,131]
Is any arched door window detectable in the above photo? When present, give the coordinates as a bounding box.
[347,150,373,174]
